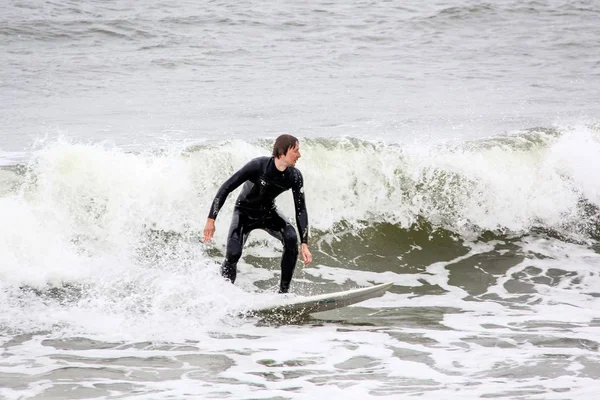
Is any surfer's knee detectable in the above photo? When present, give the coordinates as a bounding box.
[225,238,243,263]
[282,225,298,251]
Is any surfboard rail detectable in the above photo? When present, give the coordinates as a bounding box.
[246,281,394,319]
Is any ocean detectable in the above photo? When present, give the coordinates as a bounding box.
[1,0,600,399]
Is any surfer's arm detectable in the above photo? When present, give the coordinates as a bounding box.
[291,169,309,244]
[291,170,312,264]
[207,158,261,220]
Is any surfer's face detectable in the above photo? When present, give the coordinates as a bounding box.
[283,142,301,167]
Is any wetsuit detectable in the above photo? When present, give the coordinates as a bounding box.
[208,156,309,293]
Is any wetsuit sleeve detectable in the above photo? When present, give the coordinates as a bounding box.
[207,158,260,220]
[291,170,309,244]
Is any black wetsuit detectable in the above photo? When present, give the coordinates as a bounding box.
[208,156,309,293]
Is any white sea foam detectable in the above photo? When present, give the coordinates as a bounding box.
[1,127,599,260]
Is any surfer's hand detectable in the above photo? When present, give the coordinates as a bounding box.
[300,243,312,265]
[203,218,216,242]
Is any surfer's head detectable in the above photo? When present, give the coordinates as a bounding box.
[272,134,299,158]
[273,134,301,168]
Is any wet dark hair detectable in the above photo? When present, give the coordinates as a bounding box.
[272,134,299,157]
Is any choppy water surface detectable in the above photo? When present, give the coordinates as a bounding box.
[2,0,600,152]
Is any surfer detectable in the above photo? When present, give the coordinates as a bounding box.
[203,134,312,293]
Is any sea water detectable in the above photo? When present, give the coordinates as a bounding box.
[1,1,600,399]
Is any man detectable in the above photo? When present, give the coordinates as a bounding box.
[203,134,312,293]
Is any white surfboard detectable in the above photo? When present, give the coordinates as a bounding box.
[247,282,394,319]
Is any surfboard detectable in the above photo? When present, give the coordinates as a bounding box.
[246,282,394,320]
